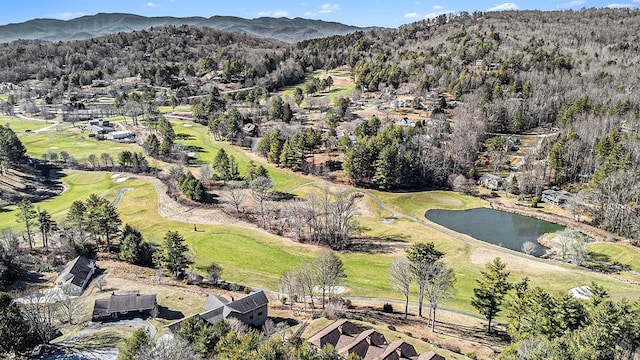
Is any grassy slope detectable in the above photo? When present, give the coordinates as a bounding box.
[0,117,141,161]
[3,113,640,319]
[172,120,310,191]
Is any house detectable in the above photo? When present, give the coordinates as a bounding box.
[308,320,446,360]
[92,291,158,321]
[541,189,573,206]
[379,340,418,360]
[338,329,388,360]
[394,117,416,127]
[88,119,115,135]
[168,291,269,332]
[479,174,506,190]
[308,319,361,350]
[109,130,134,140]
[55,256,95,296]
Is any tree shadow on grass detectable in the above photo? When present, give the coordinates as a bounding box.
[157,305,184,320]
[344,235,409,254]
[175,133,195,140]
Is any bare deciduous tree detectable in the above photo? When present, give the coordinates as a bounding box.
[389,256,412,319]
[222,181,247,213]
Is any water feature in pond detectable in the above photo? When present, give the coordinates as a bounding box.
[425,207,564,256]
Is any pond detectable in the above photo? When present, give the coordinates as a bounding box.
[425,208,564,256]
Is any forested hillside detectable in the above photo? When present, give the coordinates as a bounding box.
[1,9,639,239]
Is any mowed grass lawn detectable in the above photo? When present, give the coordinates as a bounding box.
[172,120,310,191]
[1,116,142,161]
[372,189,487,219]
[589,242,640,272]
[2,170,640,318]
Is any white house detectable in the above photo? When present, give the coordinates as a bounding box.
[55,256,96,296]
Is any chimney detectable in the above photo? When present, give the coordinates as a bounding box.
[338,325,343,334]
[366,335,372,345]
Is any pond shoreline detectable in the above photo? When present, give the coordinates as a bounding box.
[485,198,624,244]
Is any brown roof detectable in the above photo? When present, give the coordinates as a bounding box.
[379,340,419,360]
[308,319,361,349]
[417,352,446,360]
[337,329,387,360]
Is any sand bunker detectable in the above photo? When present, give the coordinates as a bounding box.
[183,123,193,127]
[111,173,121,179]
[116,177,129,183]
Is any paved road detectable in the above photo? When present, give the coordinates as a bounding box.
[112,187,133,207]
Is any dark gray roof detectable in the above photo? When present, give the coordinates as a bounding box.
[199,307,225,325]
[225,291,268,314]
[107,293,157,313]
[203,294,229,311]
[58,256,94,287]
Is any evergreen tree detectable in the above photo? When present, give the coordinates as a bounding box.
[117,328,149,360]
[36,208,57,249]
[119,224,145,265]
[472,257,512,332]
[213,149,231,181]
[145,134,160,157]
[0,125,26,173]
[0,292,36,354]
[15,199,37,249]
[155,231,191,278]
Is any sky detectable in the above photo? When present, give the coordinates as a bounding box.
[1,0,638,28]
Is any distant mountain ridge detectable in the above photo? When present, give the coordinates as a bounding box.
[0,13,375,44]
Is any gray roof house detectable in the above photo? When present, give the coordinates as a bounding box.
[307,320,446,360]
[479,174,506,190]
[168,291,269,332]
[541,189,573,206]
[88,119,115,135]
[92,291,158,321]
[55,256,95,296]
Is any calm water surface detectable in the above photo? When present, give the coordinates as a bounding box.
[426,208,564,256]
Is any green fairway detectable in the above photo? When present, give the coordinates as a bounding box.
[372,190,487,219]
[171,120,310,191]
[2,170,640,318]
[0,171,121,229]
[0,116,52,133]
[589,242,640,272]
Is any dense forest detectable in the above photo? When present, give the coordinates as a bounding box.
[1,9,640,238]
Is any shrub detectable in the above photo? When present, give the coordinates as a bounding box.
[531,196,541,208]
[382,303,393,313]
[244,287,252,294]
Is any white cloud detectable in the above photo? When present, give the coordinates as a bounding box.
[258,10,289,17]
[319,3,340,14]
[556,0,585,8]
[146,2,157,8]
[433,5,444,10]
[404,12,421,18]
[54,12,87,20]
[604,3,637,7]
[487,2,519,11]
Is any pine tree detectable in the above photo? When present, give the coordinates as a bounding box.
[155,231,191,278]
[471,257,512,332]
[119,224,144,264]
[15,199,37,249]
[36,208,57,250]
